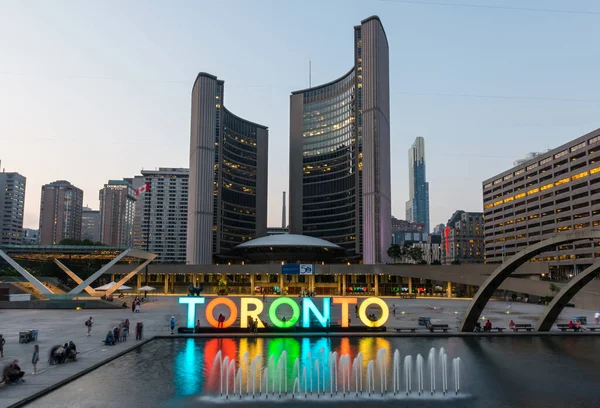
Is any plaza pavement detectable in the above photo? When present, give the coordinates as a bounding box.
[0,295,597,407]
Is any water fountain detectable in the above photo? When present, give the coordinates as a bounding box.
[208,346,463,402]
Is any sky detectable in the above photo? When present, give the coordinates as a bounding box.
[2,0,600,230]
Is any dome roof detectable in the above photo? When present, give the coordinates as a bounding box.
[236,234,342,249]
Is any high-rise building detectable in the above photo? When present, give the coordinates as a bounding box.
[483,127,600,279]
[22,228,38,244]
[0,171,26,245]
[134,168,188,263]
[441,210,484,264]
[289,16,391,264]
[187,73,268,264]
[39,180,83,244]
[99,180,135,247]
[406,137,430,233]
[432,223,445,236]
[81,206,100,242]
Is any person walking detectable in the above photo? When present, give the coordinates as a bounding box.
[595,312,600,325]
[85,317,93,336]
[31,344,39,375]
[135,300,141,313]
[131,299,136,313]
[0,334,5,358]
[170,315,176,334]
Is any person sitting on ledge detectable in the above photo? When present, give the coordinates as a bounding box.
[568,320,577,331]
[474,322,481,332]
[575,320,584,332]
[509,320,516,330]
[3,360,25,384]
[484,319,492,332]
[195,320,201,331]
[105,331,115,346]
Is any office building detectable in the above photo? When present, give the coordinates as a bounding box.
[432,223,445,236]
[441,210,484,264]
[391,217,425,233]
[483,127,600,279]
[0,171,26,245]
[22,228,38,244]
[406,137,430,233]
[289,16,391,264]
[81,206,100,242]
[187,73,268,264]
[39,180,83,244]
[135,168,188,263]
[99,180,135,247]
[413,235,442,264]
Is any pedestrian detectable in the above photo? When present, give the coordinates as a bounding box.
[136,322,143,340]
[170,315,176,334]
[262,291,266,302]
[85,316,93,336]
[392,304,396,316]
[135,300,141,313]
[253,318,259,335]
[31,344,39,375]
[0,334,5,358]
[131,299,136,313]
[595,312,600,325]
[217,313,224,328]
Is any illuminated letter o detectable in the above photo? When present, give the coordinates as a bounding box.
[358,297,389,328]
[206,298,238,328]
[269,297,300,328]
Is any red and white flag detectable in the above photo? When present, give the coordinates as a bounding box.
[135,182,150,196]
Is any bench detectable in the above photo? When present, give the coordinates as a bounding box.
[512,324,533,332]
[429,324,449,333]
[487,327,505,333]
[557,324,577,332]
[587,326,600,332]
[395,327,421,333]
[399,293,416,299]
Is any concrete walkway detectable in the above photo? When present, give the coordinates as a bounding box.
[0,296,596,407]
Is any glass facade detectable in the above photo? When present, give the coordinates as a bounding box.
[216,108,260,255]
[301,71,358,256]
[406,137,430,233]
[290,16,391,264]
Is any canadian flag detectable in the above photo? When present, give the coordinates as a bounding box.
[135,182,150,196]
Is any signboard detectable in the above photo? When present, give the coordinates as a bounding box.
[300,264,314,275]
[282,264,314,275]
[179,296,389,329]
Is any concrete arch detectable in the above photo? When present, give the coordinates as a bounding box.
[536,261,600,331]
[459,230,600,332]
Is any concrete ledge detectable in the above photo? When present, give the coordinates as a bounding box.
[7,338,153,408]
[0,300,124,310]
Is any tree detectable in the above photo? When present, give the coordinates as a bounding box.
[549,283,560,294]
[407,246,425,264]
[387,244,402,263]
[217,277,229,295]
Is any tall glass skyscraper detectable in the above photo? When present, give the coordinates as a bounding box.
[289,16,391,264]
[187,73,268,265]
[406,136,430,233]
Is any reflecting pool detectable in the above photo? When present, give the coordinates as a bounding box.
[31,336,600,407]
